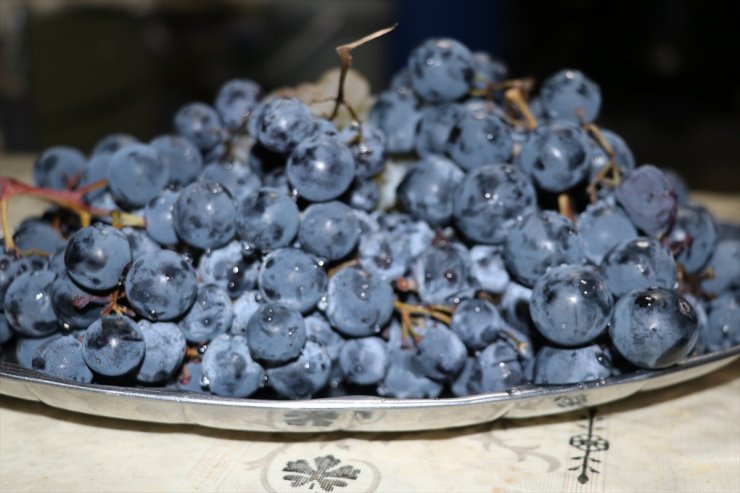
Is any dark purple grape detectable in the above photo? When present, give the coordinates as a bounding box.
[82,315,145,377]
[540,69,601,123]
[407,38,474,103]
[609,287,698,369]
[615,165,677,236]
[266,341,331,399]
[530,265,613,347]
[453,164,537,245]
[33,146,87,190]
[601,238,677,297]
[32,335,93,383]
[172,181,236,250]
[533,344,614,385]
[65,223,131,291]
[4,270,59,337]
[503,210,585,288]
[201,334,264,397]
[397,155,464,226]
[664,205,717,274]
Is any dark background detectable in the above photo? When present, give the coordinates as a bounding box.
[0,0,738,192]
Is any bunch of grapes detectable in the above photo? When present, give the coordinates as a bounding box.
[1,33,737,401]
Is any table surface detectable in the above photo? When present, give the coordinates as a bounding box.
[1,154,739,493]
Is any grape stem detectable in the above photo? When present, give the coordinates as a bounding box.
[0,176,145,252]
[393,300,454,344]
[329,24,398,123]
[504,83,538,130]
[585,123,622,202]
[100,288,135,317]
[558,194,576,221]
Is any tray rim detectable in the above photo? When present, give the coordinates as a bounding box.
[2,344,739,412]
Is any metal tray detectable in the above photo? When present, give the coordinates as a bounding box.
[1,345,738,432]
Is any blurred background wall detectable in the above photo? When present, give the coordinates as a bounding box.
[0,0,738,191]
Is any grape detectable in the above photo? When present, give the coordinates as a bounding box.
[174,102,224,151]
[533,344,614,385]
[346,179,380,212]
[530,265,613,346]
[0,313,12,345]
[4,270,58,337]
[469,245,509,293]
[503,210,585,287]
[601,238,677,297]
[92,133,138,157]
[199,160,261,202]
[397,154,464,226]
[267,341,331,399]
[256,97,314,154]
[339,123,386,178]
[414,103,467,157]
[338,337,389,385]
[450,298,506,351]
[662,168,691,206]
[701,239,740,295]
[135,320,186,384]
[197,241,258,299]
[304,313,345,362]
[201,334,264,397]
[246,302,306,365]
[64,223,131,291]
[12,219,64,256]
[325,265,394,337]
[149,134,203,187]
[32,335,93,383]
[49,273,105,331]
[413,320,467,382]
[664,205,718,274]
[610,287,699,369]
[473,51,508,86]
[455,339,525,395]
[287,134,356,202]
[516,122,593,192]
[172,181,236,250]
[498,281,538,339]
[180,284,234,343]
[229,290,263,336]
[15,334,60,369]
[615,164,677,236]
[540,69,601,123]
[235,187,300,252]
[124,249,198,321]
[453,164,537,245]
[701,293,739,352]
[78,153,112,203]
[107,143,170,210]
[144,188,180,246]
[358,230,412,282]
[121,227,160,259]
[0,254,48,311]
[214,78,261,131]
[82,315,145,377]
[588,129,635,182]
[378,349,443,399]
[407,38,474,103]
[412,243,475,305]
[447,111,513,171]
[177,360,207,393]
[258,248,327,313]
[298,201,360,261]
[576,201,638,264]
[367,89,421,153]
[33,146,87,190]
